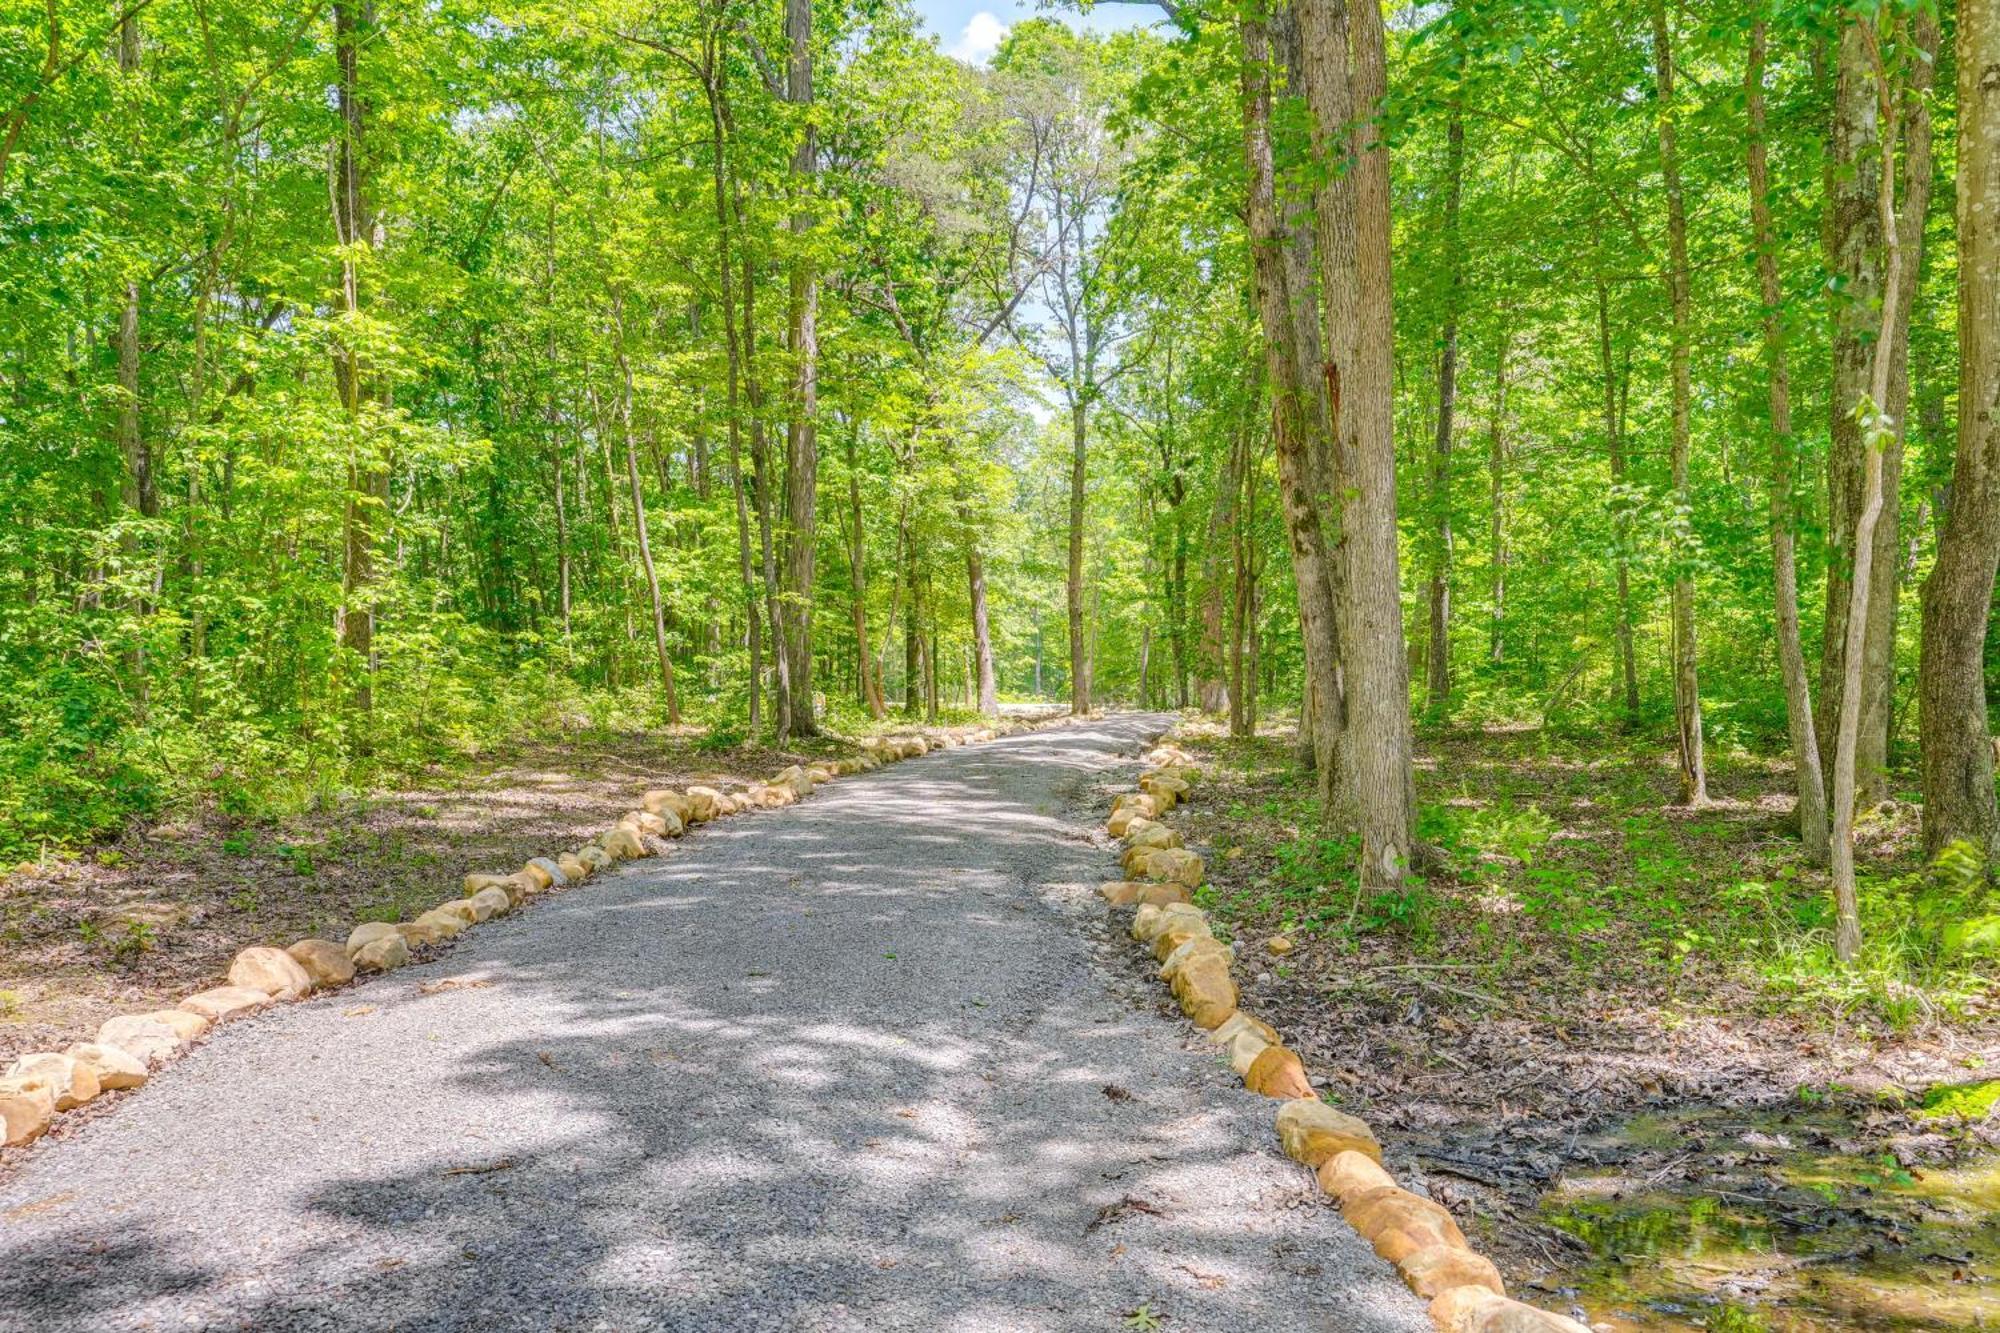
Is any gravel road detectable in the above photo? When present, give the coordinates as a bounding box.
[0,714,1430,1332]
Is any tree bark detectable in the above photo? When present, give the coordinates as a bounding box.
[1067,399,1089,715]
[967,542,997,715]
[1595,271,1640,724]
[1746,18,1830,863]
[1919,0,2000,862]
[614,293,680,723]
[1426,104,1462,711]
[1486,328,1509,666]
[1819,10,1937,805]
[1299,0,1415,888]
[334,0,382,723]
[1653,4,1706,804]
[780,0,819,735]
[843,424,885,717]
[1242,2,1345,809]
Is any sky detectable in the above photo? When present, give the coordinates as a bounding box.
[909,0,1161,64]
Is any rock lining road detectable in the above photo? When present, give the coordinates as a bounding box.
[0,714,1430,1332]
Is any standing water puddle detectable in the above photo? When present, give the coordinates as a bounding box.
[1536,1105,2000,1329]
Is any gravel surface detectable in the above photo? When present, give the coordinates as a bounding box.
[0,714,1430,1332]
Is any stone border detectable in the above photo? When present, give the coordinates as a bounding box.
[1099,726,1588,1333]
[1,715,1067,1153]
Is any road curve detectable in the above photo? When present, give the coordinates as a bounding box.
[0,714,1429,1332]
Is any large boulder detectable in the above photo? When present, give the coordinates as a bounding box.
[1207,1011,1280,1047]
[179,985,274,1024]
[227,946,314,1001]
[1170,952,1237,1029]
[430,899,480,928]
[287,939,356,988]
[557,852,591,882]
[576,845,611,871]
[621,810,668,838]
[94,1016,183,1066]
[1158,934,1233,982]
[464,872,513,898]
[398,916,451,949]
[1244,1044,1313,1098]
[150,1009,210,1041]
[468,886,512,921]
[4,1052,99,1110]
[642,789,693,823]
[773,765,814,798]
[1138,848,1204,889]
[601,827,646,860]
[501,871,540,906]
[520,859,558,891]
[1429,1288,1592,1333]
[1276,1098,1381,1167]
[347,922,411,972]
[63,1042,148,1091]
[1123,819,1180,852]
[1398,1244,1505,1301]
[1227,1029,1271,1076]
[1132,902,1205,945]
[683,786,722,822]
[1152,915,1213,962]
[1348,1188,1468,1265]
[0,1079,54,1147]
[1098,881,1147,906]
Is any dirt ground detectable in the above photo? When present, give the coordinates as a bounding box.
[0,726,871,1066]
[1155,720,2000,1302]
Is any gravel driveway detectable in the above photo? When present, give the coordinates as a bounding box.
[0,714,1430,1332]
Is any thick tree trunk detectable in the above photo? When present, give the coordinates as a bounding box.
[744,250,793,738]
[1832,14,1911,962]
[1919,0,2000,862]
[1242,3,1345,808]
[1819,12,1937,805]
[1747,19,1830,863]
[1300,0,1415,887]
[781,0,819,735]
[1426,105,1462,711]
[1067,399,1089,715]
[1653,4,1706,805]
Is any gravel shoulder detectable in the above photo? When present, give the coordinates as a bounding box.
[0,715,1428,1332]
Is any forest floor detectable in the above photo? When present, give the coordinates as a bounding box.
[1168,719,2000,1331]
[0,726,879,1067]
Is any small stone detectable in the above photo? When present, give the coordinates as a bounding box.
[4,1052,99,1110]
[399,916,450,949]
[1098,880,1147,906]
[520,860,557,891]
[502,871,540,905]
[1244,1045,1313,1098]
[431,900,480,927]
[288,939,357,988]
[0,1079,54,1146]
[179,985,275,1023]
[576,845,611,871]
[228,945,314,1000]
[464,872,513,897]
[1266,934,1295,956]
[530,855,571,886]
[1159,934,1233,982]
[557,853,590,882]
[347,921,402,957]
[1276,1098,1381,1167]
[63,1042,148,1091]
[1397,1244,1505,1301]
[1227,1029,1271,1076]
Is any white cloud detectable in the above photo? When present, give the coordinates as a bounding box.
[948,11,1009,65]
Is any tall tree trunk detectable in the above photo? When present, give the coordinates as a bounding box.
[1300,0,1415,887]
[1595,271,1640,724]
[1747,17,1830,864]
[1819,9,1937,805]
[1832,10,1911,961]
[1067,399,1089,715]
[334,0,382,724]
[1486,328,1509,666]
[1426,103,1462,711]
[843,425,885,717]
[614,294,680,723]
[1653,4,1707,805]
[967,542,998,715]
[1919,0,2000,862]
[781,0,819,735]
[702,49,761,732]
[744,245,792,737]
[1242,1,1345,810]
